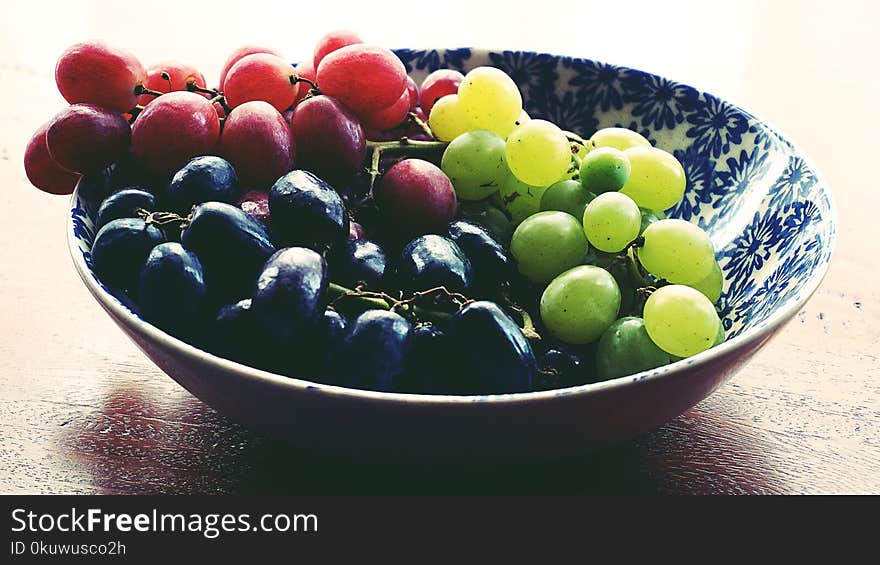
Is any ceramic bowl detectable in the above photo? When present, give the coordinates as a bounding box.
[67,48,836,462]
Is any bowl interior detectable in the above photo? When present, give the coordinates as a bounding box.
[70,47,835,358]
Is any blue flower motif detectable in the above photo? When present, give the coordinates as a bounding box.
[395,49,441,73]
[488,51,558,105]
[767,156,817,209]
[775,200,820,252]
[721,209,785,286]
[686,94,749,158]
[710,147,772,223]
[442,48,471,72]
[668,145,719,221]
[717,276,757,332]
[623,73,699,130]
[71,202,95,243]
[529,90,597,139]
[567,59,627,112]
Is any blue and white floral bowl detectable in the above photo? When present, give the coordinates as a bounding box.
[67,48,836,461]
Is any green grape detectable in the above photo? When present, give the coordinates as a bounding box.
[440,130,507,201]
[510,211,588,284]
[619,146,686,211]
[714,322,726,346]
[689,260,723,303]
[428,94,471,142]
[596,317,672,380]
[498,160,548,225]
[638,219,715,285]
[539,265,621,344]
[579,146,631,194]
[639,207,664,234]
[457,67,522,136]
[505,119,571,186]
[581,192,641,253]
[540,179,595,220]
[590,127,651,151]
[643,285,721,357]
[498,109,531,139]
[458,199,513,244]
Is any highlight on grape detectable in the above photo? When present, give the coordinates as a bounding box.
[24,30,725,395]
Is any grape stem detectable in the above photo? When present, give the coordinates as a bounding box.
[186,83,220,97]
[327,282,456,323]
[290,75,320,94]
[407,111,435,139]
[362,138,449,198]
[133,85,164,98]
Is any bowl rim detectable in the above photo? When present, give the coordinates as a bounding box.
[67,48,839,405]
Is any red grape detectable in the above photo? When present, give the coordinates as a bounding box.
[292,60,316,106]
[219,101,294,189]
[349,221,365,240]
[46,104,131,173]
[360,89,411,131]
[138,60,207,106]
[313,30,363,69]
[377,159,457,235]
[131,91,221,175]
[224,53,300,113]
[55,41,145,113]
[23,122,80,195]
[405,77,419,111]
[237,189,271,226]
[317,45,407,114]
[419,69,464,115]
[289,95,365,187]
[218,45,283,91]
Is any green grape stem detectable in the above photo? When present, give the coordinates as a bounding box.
[362,138,450,199]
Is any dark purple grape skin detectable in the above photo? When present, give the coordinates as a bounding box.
[307,308,347,381]
[108,151,166,195]
[330,238,387,290]
[396,235,473,294]
[446,301,537,394]
[181,202,276,305]
[251,247,328,345]
[212,298,260,365]
[289,95,366,188]
[91,217,165,291]
[535,348,584,391]
[96,188,156,230]
[445,219,512,291]
[399,323,449,394]
[138,242,207,339]
[339,310,412,393]
[46,104,131,173]
[269,170,349,252]
[167,155,239,213]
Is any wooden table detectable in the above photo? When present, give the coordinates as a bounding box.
[2,1,878,494]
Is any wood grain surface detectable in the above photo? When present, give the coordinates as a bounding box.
[1,0,878,494]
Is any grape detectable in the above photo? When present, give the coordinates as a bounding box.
[398,235,473,293]
[360,88,411,131]
[138,242,207,339]
[55,41,145,113]
[714,323,726,346]
[446,219,512,290]
[96,188,156,230]
[419,69,464,115]
[376,159,457,237]
[643,285,721,357]
[690,260,723,303]
[505,119,571,186]
[579,146,630,194]
[340,310,412,392]
[582,192,641,253]
[138,60,207,106]
[619,146,686,211]
[219,100,294,189]
[313,30,363,69]
[540,179,595,220]
[23,122,80,195]
[131,91,221,175]
[457,67,521,136]
[270,170,349,251]
[446,300,537,394]
[331,238,387,289]
[223,53,300,112]
[251,247,328,344]
[539,265,621,345]
[590,127,651,151]
[91,218,165,291]
[237,190,271,226]
[440,130,506,201]
[211,298,261,366]
[399,323,448,393]
[457,199,513,244]
[218,45,283,91]
[289,95,366,188]
[638,219,715,285]
[497,161,548,225]
[291,60,316,106]
[317,44,407,114]
[510,211,588,284]
[497,109,531,140]
[596,317,671,380]
[428,94,471,142]
[46,104,130,174]
[405,77,419,111]
[639,207,663,234]
[167,156,240,213]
